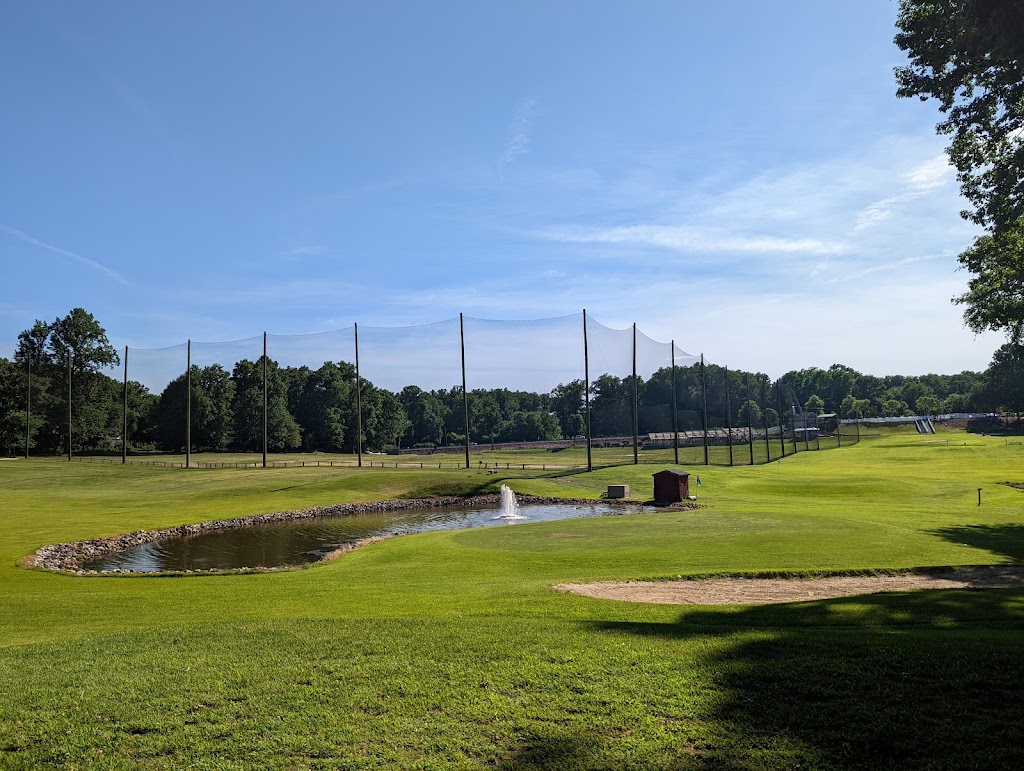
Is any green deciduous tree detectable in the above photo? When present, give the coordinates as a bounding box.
[737,399,762,427]
[590,374,633,437]
[896,0,1024,339]
[943,392,972,413]
[953,221,1024,342]
[232,358,300,452]
[502,410,561,442]
[295,362,353,452]
[839,395,872,419]
[399,385,446,447]
[549,380,586,438]
[978,343,1024,412]
[48,308,119,374]
[12,309,122,452]
[0,358,27,456]
[896,0,1024,233]
[153,365,234,452]
[365,389,410,451]
[803,395,825,415]
[882,399,911,417]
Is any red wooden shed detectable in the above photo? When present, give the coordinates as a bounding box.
[652,469,690,503]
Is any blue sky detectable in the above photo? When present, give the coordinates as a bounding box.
[0,1,1002,390]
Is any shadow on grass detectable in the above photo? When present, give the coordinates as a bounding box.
[929,522,1024,563]
[589,589,1024,767]
[494,733,603,770]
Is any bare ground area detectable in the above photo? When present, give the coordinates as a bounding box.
[556,565,1024,605]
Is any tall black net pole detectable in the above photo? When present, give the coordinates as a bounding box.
[24,353,30,459]
[122,346,128,464]
[856,413,861,443]
[186,340,191,469]
[761,378,771,461]
[700,354,709,465]
[66,351,72,462]
[583,309,592,472]
[632,322,639,465]
[460,313,470,469]
[355,323,363,468]
[726,366,734,467]
[746,372,754,466]
[671,340,679,465]
[798,387,806,454]
[775,381,786,458]
[815,412,821,450]
[790,385,800,454]
[837,413,842,448]
[262,332,268,469]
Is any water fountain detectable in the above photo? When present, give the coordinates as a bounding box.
[73,485,636,573]
[495,484,526,520]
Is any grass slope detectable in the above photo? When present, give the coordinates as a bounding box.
[2,430,1024,767]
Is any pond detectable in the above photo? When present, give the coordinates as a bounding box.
[81,500,636,573]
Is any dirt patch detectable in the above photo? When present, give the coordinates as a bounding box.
[556,566,1024,605]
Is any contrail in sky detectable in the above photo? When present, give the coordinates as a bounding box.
[0,224,129,285]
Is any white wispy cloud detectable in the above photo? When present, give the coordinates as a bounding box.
[280,245,329,257]
[500,98,538,174]
[903,155,953,193]
[543,224,848,256]
[0,224,128,285]
[824,253,939,284]
[855,154,954,230]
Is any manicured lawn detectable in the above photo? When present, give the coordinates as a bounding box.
[2,430,1023,767]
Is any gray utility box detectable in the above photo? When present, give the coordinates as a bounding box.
[607,484,629,499]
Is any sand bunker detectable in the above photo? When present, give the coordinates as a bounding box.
[557,566,1024,605]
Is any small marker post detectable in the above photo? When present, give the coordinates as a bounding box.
[978,488,982,506]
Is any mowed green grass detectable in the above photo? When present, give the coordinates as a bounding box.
[2,430,1024,767]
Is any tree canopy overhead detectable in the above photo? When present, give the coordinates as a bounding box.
[895,0,1024,342]
[895,0,1024,233]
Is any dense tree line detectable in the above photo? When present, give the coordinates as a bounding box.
[2,309,1022,456]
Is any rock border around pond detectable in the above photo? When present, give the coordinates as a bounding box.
[26,495,697,575]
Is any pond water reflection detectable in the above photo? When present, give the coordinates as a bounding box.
[83,501,635,573]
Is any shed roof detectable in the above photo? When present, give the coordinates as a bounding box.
[652,469,689,478]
